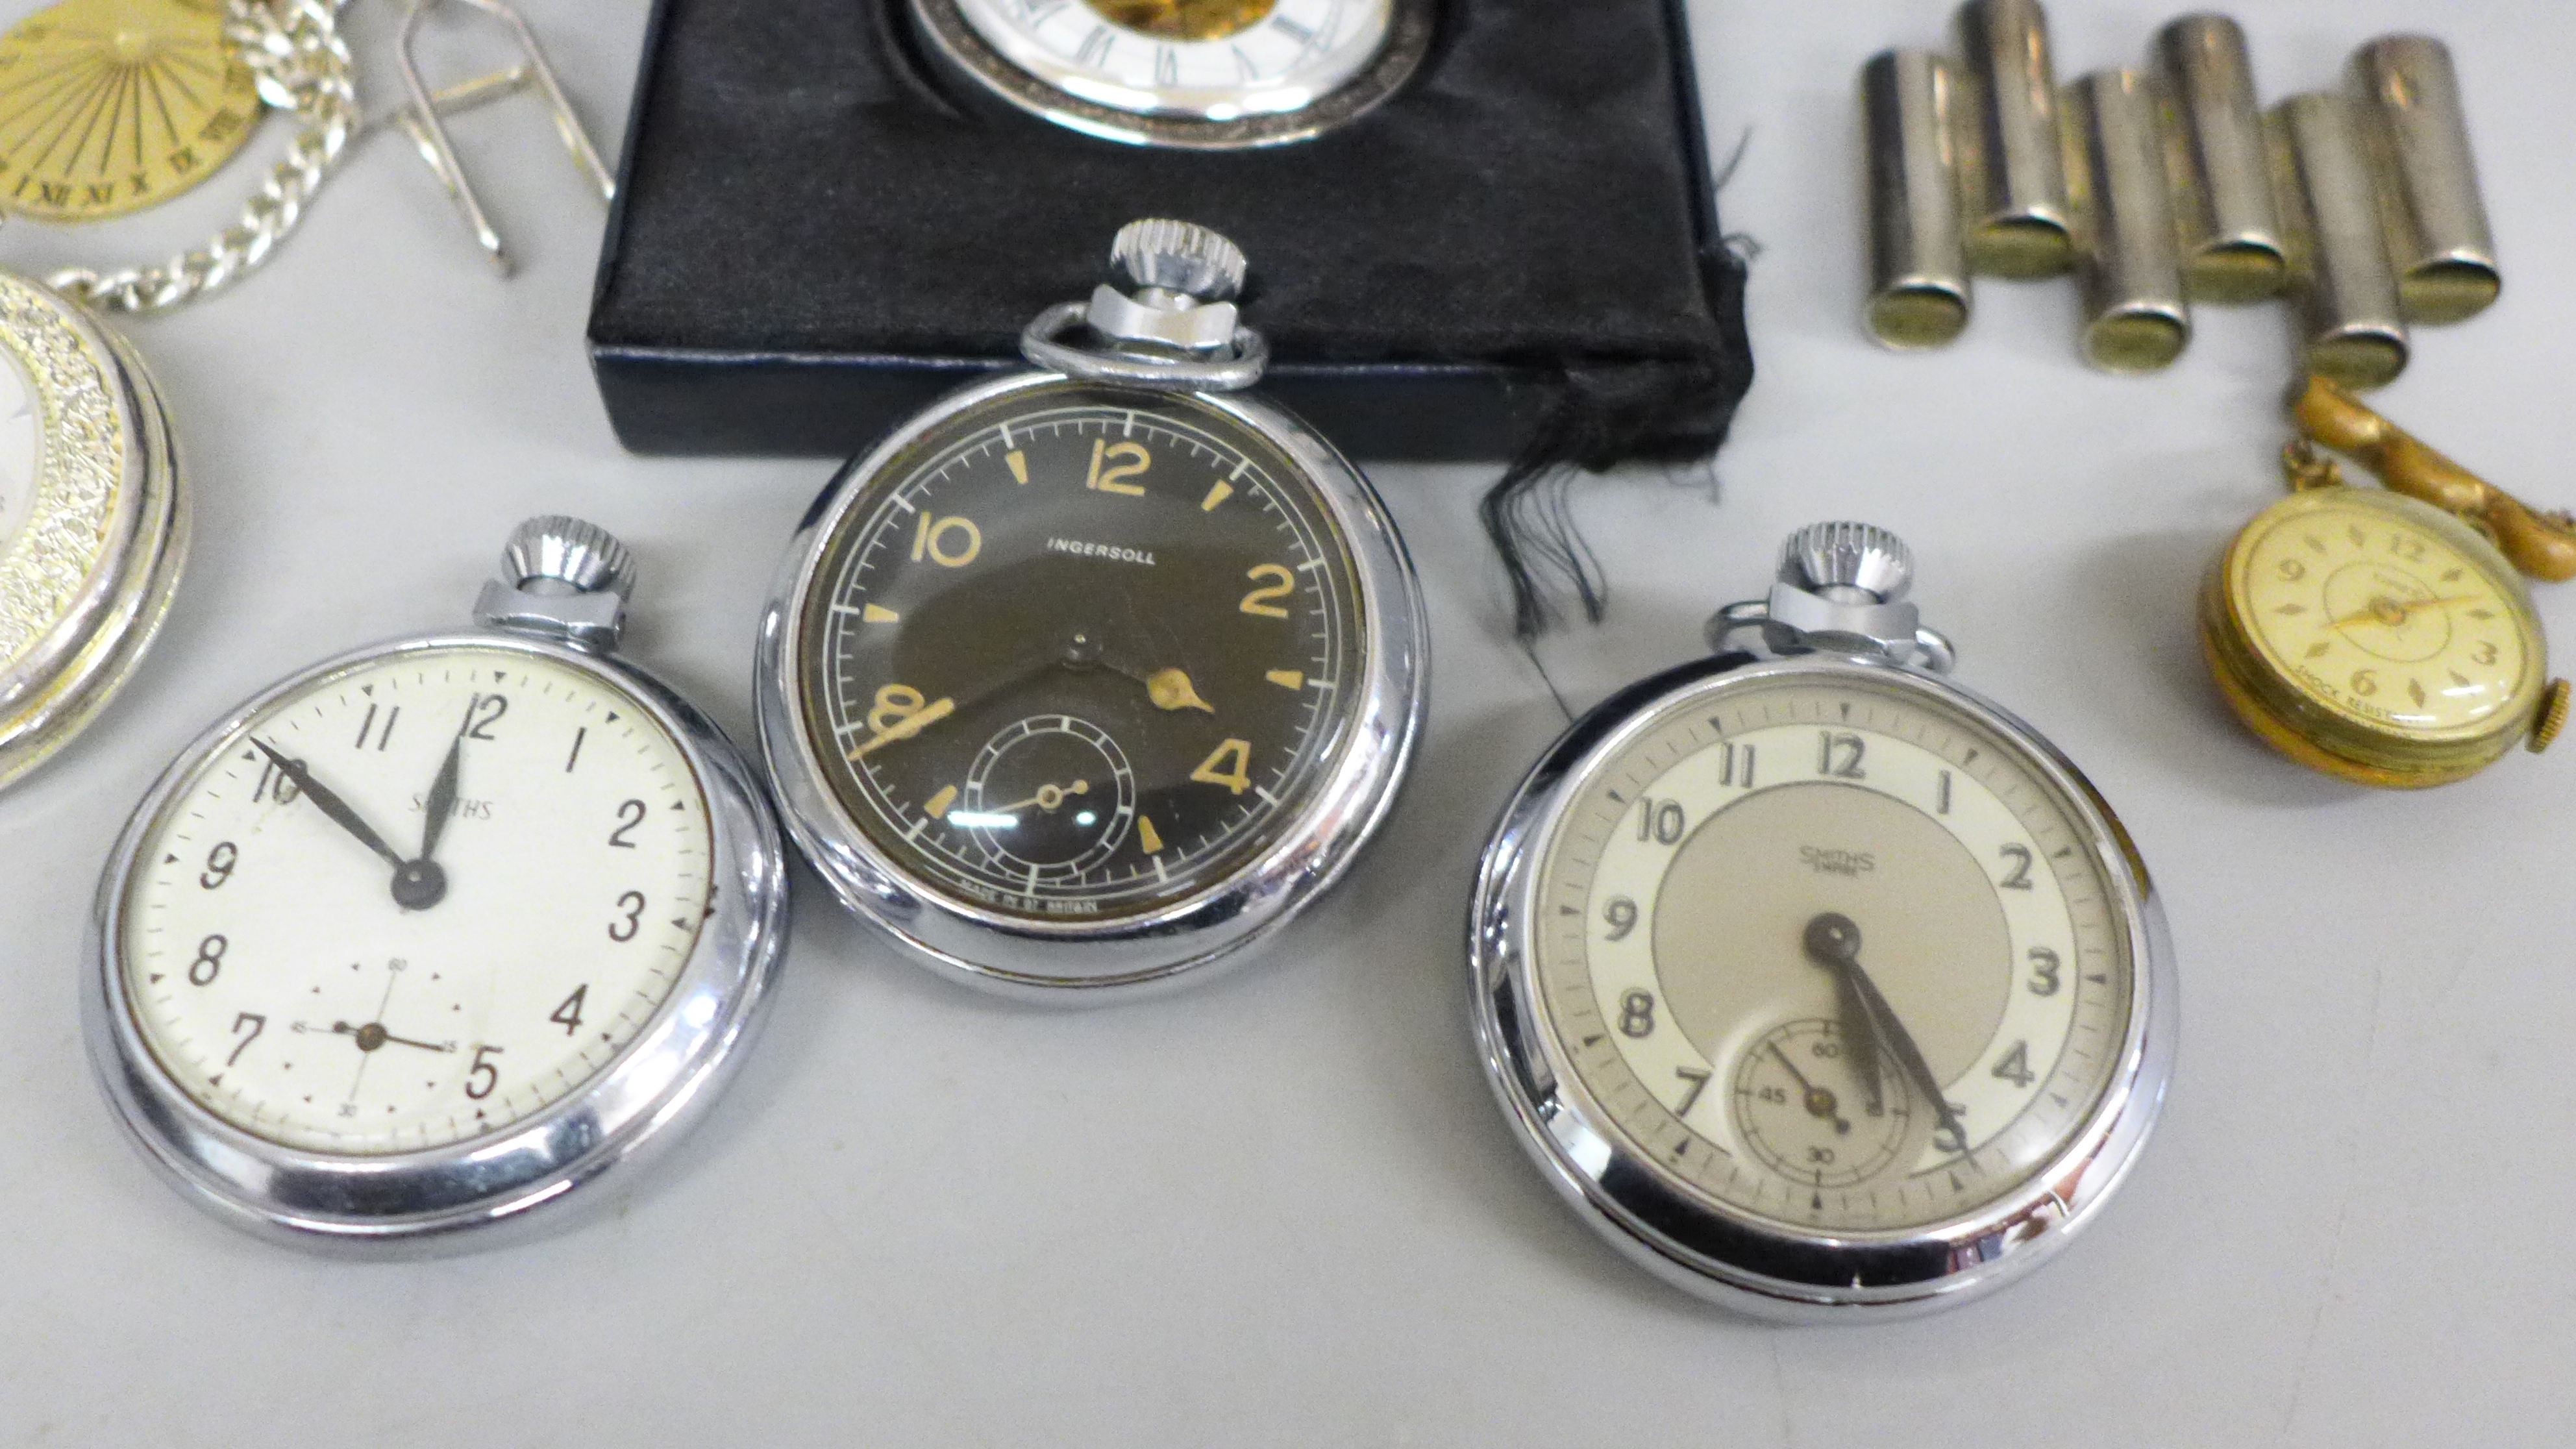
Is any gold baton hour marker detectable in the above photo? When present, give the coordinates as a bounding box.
[1200,480,1234,512]
[924,784,958,819]
[1006,450,1030,484]
[1136,815,1165,854]
[1265,669,1304,689]
[861,603,899,623]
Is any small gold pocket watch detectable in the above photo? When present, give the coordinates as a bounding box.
[2201,381,2571,788]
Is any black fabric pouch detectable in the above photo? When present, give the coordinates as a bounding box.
[586,0,1752,465]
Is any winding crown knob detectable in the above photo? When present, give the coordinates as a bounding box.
[501,515,636,600]
[1781,521,1914,602]
[1111,218,1247,303]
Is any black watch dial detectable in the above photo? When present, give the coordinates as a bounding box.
[798,381,1366,921]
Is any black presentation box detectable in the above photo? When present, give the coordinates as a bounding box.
[587,0,1751,463]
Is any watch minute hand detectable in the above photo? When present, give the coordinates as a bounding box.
[1803,913,1964,1146]
[253,739,406,871]
[419,735,462,863]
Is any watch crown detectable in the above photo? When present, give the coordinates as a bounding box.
[2531,678,2571,753]
[1111,218,1248,303]
[501,515,635,601]
[1781,521,1915,602]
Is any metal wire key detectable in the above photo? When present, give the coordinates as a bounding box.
[397,0,615,274]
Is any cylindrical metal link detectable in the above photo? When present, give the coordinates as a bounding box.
[2268,92,2409,390]
[2348,35,2499,325]
[2063,69,2189,372]
[2154,15,2284,303]
[1861,51,1971,349]
[1954,0,2072,278]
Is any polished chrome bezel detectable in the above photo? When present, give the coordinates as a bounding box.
[86,628,791,1256]
[905,0,1435,149]
[758,367,1426,1002]
[1470,649,2175,1319]
[0,277,185,790]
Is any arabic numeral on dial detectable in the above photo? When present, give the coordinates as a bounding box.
[550,984,587,1035]
[2277,557,2306,582]
[1189,739,1254,795]
[1602,895,1638,941]
[1933,1106,1969,1155]
[225,1012,264,1066]
[1996,843,2035,891]
[1807,1145,1837,1165]
[1816,731,1865,779]
[464,1045,502,1100]
[462,693,508,740]
[2388,533,2427,563]
[1084,439,1150,495]
[910,512,982,567]
[1239,564,1295,619]
[608,799,646,848]
[1991,1039,2036,1088]
[1809,1036,1841,1060]
[2027,946,2062,996]
[608,891,645,942]
[2350,668,2379,697]
[1757,1085,1789,1104]
[868,684,928,736]
[188,934,227,986]
[2472,641,2500,666]
[199,841,237,889]
[1674,1066,1711,1116]
[252,757,301,804]
[1635,799,1685,845]
[1617,989,1657,1037]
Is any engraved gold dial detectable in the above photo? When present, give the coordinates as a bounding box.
[2203,488,2558,787]
[0,0,262,223]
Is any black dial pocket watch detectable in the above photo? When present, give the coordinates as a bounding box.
[759,219,1427,1001]
[89,519,789,1252]
[1470,524,2176,1317]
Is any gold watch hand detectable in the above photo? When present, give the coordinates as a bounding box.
[848,697,956,761]
[995,780,1090,815]
[2327,595,2477,630]
[1144,666,1214,713]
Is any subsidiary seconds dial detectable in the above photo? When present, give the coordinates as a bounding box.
[798,382,1361,919]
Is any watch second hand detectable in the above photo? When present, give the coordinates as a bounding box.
[1766,1040,1851,1135]
[253,739,407,872]
[330,1022,457,1054]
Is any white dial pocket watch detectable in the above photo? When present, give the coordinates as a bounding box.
[759,218,1426,1000]
[905,0,1435,148]
[1471,523,2176,1317]
[88,518,789,1252]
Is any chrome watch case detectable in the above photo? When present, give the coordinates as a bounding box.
[86,519,791,1254]
[904,0,1437,149]
[0,271,184,790]
[757,219,1428,1002]
[1468,528,2177,1319]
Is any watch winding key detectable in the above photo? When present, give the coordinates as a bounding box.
[1471,523,2175,1317]
[89,517,788,1252]
[760,218,1426,1000]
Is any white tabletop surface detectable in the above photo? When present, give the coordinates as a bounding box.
[5,1,2573,1443]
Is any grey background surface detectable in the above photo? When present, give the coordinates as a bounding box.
[4,1,2572,1443]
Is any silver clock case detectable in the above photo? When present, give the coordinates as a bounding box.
[758,367,1428,1002]
[904,0,1435,150]
[84,621,791,1256]
[0,284,187,790]
[1468,646,2176,1319]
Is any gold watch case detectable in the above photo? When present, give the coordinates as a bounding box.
[0,269,184,789]
[2201,486,2560,788]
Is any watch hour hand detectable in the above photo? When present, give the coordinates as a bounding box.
[1143,667,1214,713]
[253,739,406,872]
[1803,912,1966,1150]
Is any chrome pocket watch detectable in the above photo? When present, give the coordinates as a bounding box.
[759,218,1426,1000]
[905,0,1435,148]
[88,518,789,1252]
[0,271,183,789]
[1471,523,2175,1318]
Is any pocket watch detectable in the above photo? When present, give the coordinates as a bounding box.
[87,517,789,1252]
[0,271,183,788]
[1470,523,2176,1318]
[904,0,1435,148]
[758,218,1426,1000]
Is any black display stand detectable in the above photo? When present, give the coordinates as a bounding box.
[587,0,1751,462]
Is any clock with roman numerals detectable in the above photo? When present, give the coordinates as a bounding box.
[1470,523,2175,1317]
[760,219,1425,998]
[905,0,1435,148]
[86,517,788,1253]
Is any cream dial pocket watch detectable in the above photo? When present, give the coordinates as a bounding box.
[88,518,789,1252]
[906,0,1435,147]
[760,219,1426,1000]
[1471,523,2176,1317]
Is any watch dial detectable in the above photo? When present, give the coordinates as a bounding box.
[2231,491,2540,738]
[0,0,264,223]
[947,0,1393,119]
[119,646,713,1155]
[797,380,1365,923]
[0,341,40,558]
[1527,671,2136,1234]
